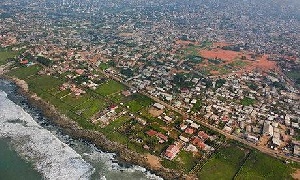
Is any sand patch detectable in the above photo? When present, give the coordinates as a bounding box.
[293,169,300,180]
[145,154,162,170]
[149,107,164,117]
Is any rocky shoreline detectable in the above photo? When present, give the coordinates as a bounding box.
[0,74,192,180]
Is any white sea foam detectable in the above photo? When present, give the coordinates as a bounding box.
[0,91,94,179]
[0,88,163,180]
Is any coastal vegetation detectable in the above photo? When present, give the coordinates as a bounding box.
[95,80,125,96]
[0,49,19,65]
[198,143,248,180]
[235,150,295,179]
[198,142,297,180]
[2,51,299,180]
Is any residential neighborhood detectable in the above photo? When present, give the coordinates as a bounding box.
[0,0,299,179]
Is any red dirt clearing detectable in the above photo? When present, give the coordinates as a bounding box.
[200,48,244,62]
[246,55,278,72]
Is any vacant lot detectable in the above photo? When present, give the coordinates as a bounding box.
[198,144,248,180]
[6,65,41,79]
[125,94,153,112]
[235,151,295,180]
[0,51,19,65]
[95,80,125,96]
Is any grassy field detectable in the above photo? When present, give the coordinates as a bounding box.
[125,94,153,112]
[6,65,41,79]
[0,51,19,65]
[161,150,202,173]
[98,62,111,70]
[199,40,213,49]
[21,74,106,129]
[230,60,249,68]
[286,70,300,86]
[240,97,256,106]
[95,80,125,96]
[184,45,201,57]
[177,150,201,173]
[198,144,248,180]
[235,151,295,180]
[100,115,146,153]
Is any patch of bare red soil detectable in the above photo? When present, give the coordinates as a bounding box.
[245,55,278,72]
[199,48,243,62]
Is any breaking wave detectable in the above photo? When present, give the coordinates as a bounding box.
[0,91,94,179]
[0,79,163,180]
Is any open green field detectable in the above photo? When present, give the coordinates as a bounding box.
[6,65,41,79]
[286,70,300,86]
[161,150,202,173]
[198,144,248,180]
[0,51,19,65]
[6,66,118,129]
[184,45,201,57]
[198,142,298,180]
[199,40,213,49]
[125,94,153,112]
[101,115,131,143]
[8,71,107,129]
[235,151,295,180]
[5,59,299,179]
[100,115,147,153]
[229,60,249,68]
[240,97,256,106]
[177,150,201,173]
[95,80,125,96]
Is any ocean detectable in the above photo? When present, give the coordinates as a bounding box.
[0,79,162,180]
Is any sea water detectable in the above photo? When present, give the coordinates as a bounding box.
[0,79,162,180]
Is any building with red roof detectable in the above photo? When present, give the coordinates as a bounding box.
[146,130,158,137]
[156,132,168,143]
[191,137,206,150]
[198,131,209,141]
[164,144,180,160]
[185,127,194,135]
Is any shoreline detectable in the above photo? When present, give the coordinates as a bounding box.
[0,74,189,180]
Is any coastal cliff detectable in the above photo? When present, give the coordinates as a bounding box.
[1,75,192,180]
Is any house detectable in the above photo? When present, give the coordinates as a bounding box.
[191,99,197,104]
[137,118,147,125]
[294,145,300,157]
[164,116,172,122]
[179,135,189,143]
[223,126,233,133]
[185,128,194,135]
[181,88,189,94]
[153,103,165,110]
[263,122,274,136]
[156,132,168,143]
[20,59,29,65]
[198,131,209,140]
[180,123,188,131]
[191,122,200,129]
[146,130,157,137]
[191,137,206,150]
[122,90,131,97]
[164,144,180,160]
[75,69,85,75]
[185,144,198,152]
[109,104,118,112]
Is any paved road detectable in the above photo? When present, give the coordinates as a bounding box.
[102,70,300,163]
